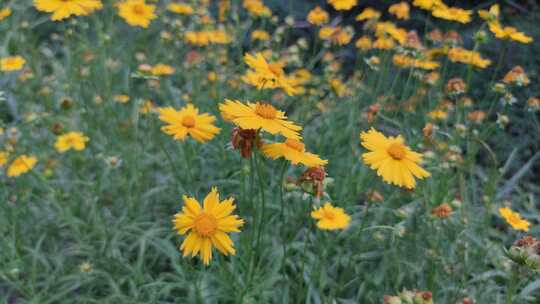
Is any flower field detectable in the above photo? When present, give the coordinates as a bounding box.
[1,0,540,303]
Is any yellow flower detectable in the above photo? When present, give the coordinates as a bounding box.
[116,0,156,28]
[167,3,194,15]
[219,99,302,140]
[488,22,533,44]
[356,7,380,21]
[185,31,211,46]
[261,139,327,167]
[139,100,155,114]
[243,0,271,17]
[319,26,353,45]
[173,187,245,265]
[242,53,298,96]
[0,7,12,21]
[431,6,472,24]
[55,132,90,153]
[392,54,440,70]
[7,155,37,177]
[389,2,410,20]
[33,0,102,21]
[1,56,26,72]
[412,0,444,10]
[251,29,270,41]
[328,0,357,11]
[185,30,230,46]
[478,4,499,22]
[151,64,175,76]
[360,128,430,189]
[355,36,373,50]
[428,109,448,120]
[311,203,351,230]
[499,207,530,232]
[447,47,491,69]
[373,37,395,50]
[307,6,329,25]
[329,78,349,97]
[0,151,8,167]
[157,104,220,143]
[114,94,130,103]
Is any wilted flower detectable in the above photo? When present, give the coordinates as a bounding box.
[446,77,467,95]
[503,66,530,86]
[431,203,453,218]
[507,236,540,271]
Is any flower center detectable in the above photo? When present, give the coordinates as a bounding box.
[254,103,277,119]
[193,213,217,237]
[285,139,305,152]
[181,115,196,128]
[268,63,284,77]
[323,210,336,220]
[387,142,406,160]
[132,4,145,15]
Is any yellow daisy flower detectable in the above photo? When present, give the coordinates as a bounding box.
[431,6,472,24]
[0,151,8,167]
[311,202,351,230]
[251,29,271,41]
[0,7,12,21]
[172,187,245,265]
[389,2,410,20]
[33,0,102,21]
[55,132,90,153]
[167,3,194,15]
[0,56,26,72]
[261,139,327,167]
[499,207,530,232]
[328,0,357,11]
[116,0,156,28]
[7,155,37,177]
[478,4,499,22]
[356,8,381,21]
[218,99,302,140]
[307,6,329,25]
[360,128,430,189]
[242,53,298,96]
[157,104,220,143]
[150,64,175,76]
[488,22,533,44]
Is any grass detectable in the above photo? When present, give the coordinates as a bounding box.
[1,0,540,303]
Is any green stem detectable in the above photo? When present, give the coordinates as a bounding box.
[278,161,289,275]
[506,266,520,304]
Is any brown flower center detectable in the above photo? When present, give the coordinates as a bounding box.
[285,139,305,152]
[268,63,284,77]
[387,142,406,160]
[132,4,145,15]
[254,103,277,119]
[193,213,217,237]
[181,115,196,128]
[323,210,336,220]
